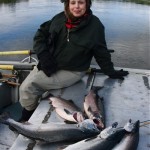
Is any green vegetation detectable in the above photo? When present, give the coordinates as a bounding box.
[123,0,150,5]
[0,0,149,5]
[0,0,18,3]
[0,0,17,3]
[94,0,150,5]
[0,0,28,4]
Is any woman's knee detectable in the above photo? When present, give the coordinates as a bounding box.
[55,70,85,87]
[19,80,32,94]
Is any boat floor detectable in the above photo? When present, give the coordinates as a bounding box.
[0,102,22,150]
[0,66,150,150]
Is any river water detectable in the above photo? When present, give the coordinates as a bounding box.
[0,0,149,70]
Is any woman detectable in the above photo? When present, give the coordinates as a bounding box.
[19,0,128,122]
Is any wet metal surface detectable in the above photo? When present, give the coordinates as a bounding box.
[9,67,150,150]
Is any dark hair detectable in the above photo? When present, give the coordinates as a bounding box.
[64,0,92,20]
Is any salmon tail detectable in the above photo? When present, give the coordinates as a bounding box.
[133,120,140,133]
[124,119,140,133]
[0,112,10,125]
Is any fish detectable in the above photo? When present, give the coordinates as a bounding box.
[62,120,139,150]
[113,120,140,150]
[49,96,85,123]
[84,86,105,129]
[0,113,100,143]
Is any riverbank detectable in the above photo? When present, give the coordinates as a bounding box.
[124,0,150,5]
[0,0,150,5]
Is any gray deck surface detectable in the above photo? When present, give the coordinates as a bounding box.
[3,67,150,150]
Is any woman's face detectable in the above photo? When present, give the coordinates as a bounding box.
[69,0,86,18]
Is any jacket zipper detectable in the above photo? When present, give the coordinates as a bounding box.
[67,29,70,42]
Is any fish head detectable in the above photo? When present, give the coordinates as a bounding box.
[99,122,118,139]
[124,119,140,133]
[73,112,85,123]
[0,112,10,124]
[93,117,105,130]
[78,119,100,133]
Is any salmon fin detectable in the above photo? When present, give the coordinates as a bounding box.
[85,135,98,142]
[97,97,104,106]
[20,133,38,142]
[57,145,69,150]
[67,99,74,103]
[99,97,104,101]
[9,125,18,132]
[87,106,92,112]
[64,109,72,115]
[64,120,76,124]
[49,95,54,104]
[49,100,52,104]
[84,94,87,98]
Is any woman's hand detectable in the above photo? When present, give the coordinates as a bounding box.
[109,69,129,80]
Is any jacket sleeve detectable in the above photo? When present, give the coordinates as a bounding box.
[33,20,52,56]
[93,24,115,75]
[33,20,58,77]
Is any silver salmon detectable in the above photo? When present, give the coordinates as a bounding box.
[49,96,85,123]
[0,113,99,143]
[84,87,105,129]
[62,120,138,150]
[113,120,140,150]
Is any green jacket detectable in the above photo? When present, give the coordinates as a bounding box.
[33,11,115,75]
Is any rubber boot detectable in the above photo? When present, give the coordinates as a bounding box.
[18,108,35,122]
